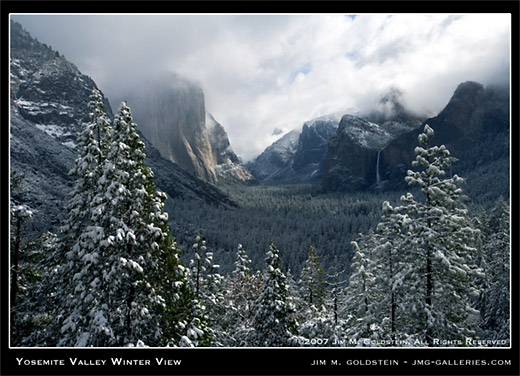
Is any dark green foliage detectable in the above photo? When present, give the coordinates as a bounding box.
[167,184,390,278]
[251,242,298,346]
[300,246,327,308]
[476,198,510,342]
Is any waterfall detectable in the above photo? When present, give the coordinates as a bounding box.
[376,151,381,186]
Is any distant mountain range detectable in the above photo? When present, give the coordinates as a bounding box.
[9,21,235,232]
[248,81,509,198]
[247,92,422,185]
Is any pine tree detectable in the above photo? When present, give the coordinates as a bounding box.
[13,231,58,346]
[10,171,37,345]
[32,89,113,346]
[157,238,207,347]
[251,242,297,346]
[325,256,348,328]
[399,124,481,345]
[38,95,197,347]
[61,88,111,244]
[343,239,377,344]
[300,246,327,309]
[370,201,412,344]
[324,256,349,344]
[10,203,33,311]
[286,268,305,325]
[479,198,510,342]
[188,233,223,346]
[225,244,263,345]
[341,125,482,347]
[297,246,337,346]
[83,100,174,346]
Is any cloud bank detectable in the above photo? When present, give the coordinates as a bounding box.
[12,14,511,161]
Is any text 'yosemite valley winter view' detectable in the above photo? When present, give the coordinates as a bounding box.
[9,14,511,350]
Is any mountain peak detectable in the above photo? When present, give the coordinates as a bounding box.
[322,80,510,193]
[432,81,509,142]
[453,81,485,96]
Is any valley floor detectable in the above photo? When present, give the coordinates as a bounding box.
[167,183,400,277]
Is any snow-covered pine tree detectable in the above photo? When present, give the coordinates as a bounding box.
[324,256,349,344]
[399,124,481,346]
[189,234,210,300]
[12,231,57,346]
[10,170,37,345]
[10,203,33,310]
[296,246,337,346]
[61,88,111,243]
[285,268,305,327]
[41,96,197,347]
[84,100,175,346]
[251,242,297,346]
[157,237,208,347]
[370,201,412,344]
[300,246,327,309]
[343,239,378,345]
[188,233,224,346]
[33,88,113,346]
[223,244,263,346]
[479,198,510,342]
[325,256,348,328]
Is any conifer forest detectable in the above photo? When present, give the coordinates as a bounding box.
[10,89,510,348]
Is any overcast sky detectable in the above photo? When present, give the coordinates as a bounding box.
[12,14,511,161]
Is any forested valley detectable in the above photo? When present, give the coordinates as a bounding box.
[167,183,390,277]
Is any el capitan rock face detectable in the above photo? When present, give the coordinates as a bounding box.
[126,77,254,185]
[126,75,218,184]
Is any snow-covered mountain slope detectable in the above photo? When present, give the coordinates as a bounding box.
[247,114,341,183]
[247,99,420,186]
[320,104,422,192]
[246,129,301,182]
[9,20,235,232]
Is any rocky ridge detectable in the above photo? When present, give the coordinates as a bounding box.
[248,93,421,186]
[125,77,254,185]
[206,113,256,184]
[9,21,235,232]
[322,101,422,191]
[247,114,341,183]
[322,81,510,192]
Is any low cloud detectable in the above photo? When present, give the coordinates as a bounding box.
[12,14,511,161]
